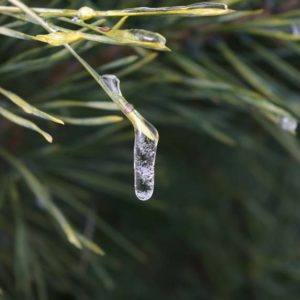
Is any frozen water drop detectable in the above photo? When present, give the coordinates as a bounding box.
[134,125,158,201]
[101,74,129,113]
[78,6,96,20]
[126,29,169,50]
[280,116,298,133]
[102,74,123,97]
[35,197,46,210]
[187,2,227,10]
[72,16,81,22]
[130,29,165,43]
[292,24,300,36]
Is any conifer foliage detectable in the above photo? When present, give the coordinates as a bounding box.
[0,0,300,299]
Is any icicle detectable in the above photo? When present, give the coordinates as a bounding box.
[132,113,158,201]
[101,74,159,201]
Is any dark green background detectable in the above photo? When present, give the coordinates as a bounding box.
[1,0,300,299]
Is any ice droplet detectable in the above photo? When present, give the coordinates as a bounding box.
[280,116,298,133]
[292,24,300,36]
[35,197,46,209]
[129,29,166,43]
[71,16,81,22]
[102,74,123,97]
[123,2,227,14]
[187,2,227,10]
[101,74,159,200]
[78,6,96,20]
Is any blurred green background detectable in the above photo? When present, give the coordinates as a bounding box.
[1,0,300,299]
